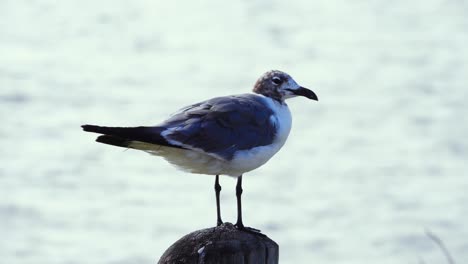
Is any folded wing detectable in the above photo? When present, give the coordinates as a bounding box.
[82,94,277,161]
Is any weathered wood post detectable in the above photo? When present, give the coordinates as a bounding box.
[158,223,279,264]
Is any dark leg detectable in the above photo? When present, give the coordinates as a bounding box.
[215,175,223,226]
[234,175,263,235]
[234,175,244,229]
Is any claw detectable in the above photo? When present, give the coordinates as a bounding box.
[235,224,265,237]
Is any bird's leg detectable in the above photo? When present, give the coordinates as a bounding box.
[214,175,223,226]
[234,175,263,235]
[234,175,244,229]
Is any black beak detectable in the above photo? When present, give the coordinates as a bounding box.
[293,87,318,101]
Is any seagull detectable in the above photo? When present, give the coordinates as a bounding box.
[82,70,318,232]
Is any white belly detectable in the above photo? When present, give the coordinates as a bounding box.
[128,142,228,175]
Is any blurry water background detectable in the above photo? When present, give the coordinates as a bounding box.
[1,0,468,263]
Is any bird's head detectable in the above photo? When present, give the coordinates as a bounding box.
[253,70,318,102]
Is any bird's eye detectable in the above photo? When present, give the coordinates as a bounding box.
[272,76,282,85]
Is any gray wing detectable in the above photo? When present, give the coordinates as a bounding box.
[160,94,277,160]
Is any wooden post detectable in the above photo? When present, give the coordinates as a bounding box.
[158,223,279,264]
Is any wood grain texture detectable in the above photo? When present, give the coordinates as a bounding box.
[158,223,279,264]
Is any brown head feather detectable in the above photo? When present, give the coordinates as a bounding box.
[253,70,292,102]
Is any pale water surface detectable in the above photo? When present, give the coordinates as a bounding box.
[1,1,468,263]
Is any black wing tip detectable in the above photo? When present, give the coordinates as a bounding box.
[82,124,111,134]
[82,124,98,132]
[96,135,130,148]
[81,125,183,150]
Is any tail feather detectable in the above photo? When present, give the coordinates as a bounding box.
[81,124,181,149]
